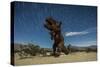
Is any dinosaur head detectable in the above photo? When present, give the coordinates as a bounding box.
[44,17,61,32]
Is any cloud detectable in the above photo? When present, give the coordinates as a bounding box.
[65,27,96,37]
[65,31,88,36]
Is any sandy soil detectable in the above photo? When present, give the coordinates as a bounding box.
[14,52,97,66]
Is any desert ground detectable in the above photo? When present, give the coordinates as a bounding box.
[14,52,97,66]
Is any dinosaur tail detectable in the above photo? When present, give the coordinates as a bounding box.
[62,46,69,55]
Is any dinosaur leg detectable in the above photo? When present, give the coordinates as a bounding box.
[55,42,63,56]
[53,44,56,56]
[56,46,61,56]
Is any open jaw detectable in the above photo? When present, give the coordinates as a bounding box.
[44,17,60,32]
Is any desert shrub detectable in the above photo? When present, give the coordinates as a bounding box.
[28,44,40,56]
[86,47,97,53]
[39,48,47,56]
[17,43,41,58]
[14,49,20,53]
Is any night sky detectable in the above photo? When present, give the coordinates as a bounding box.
[14,2,97,48]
